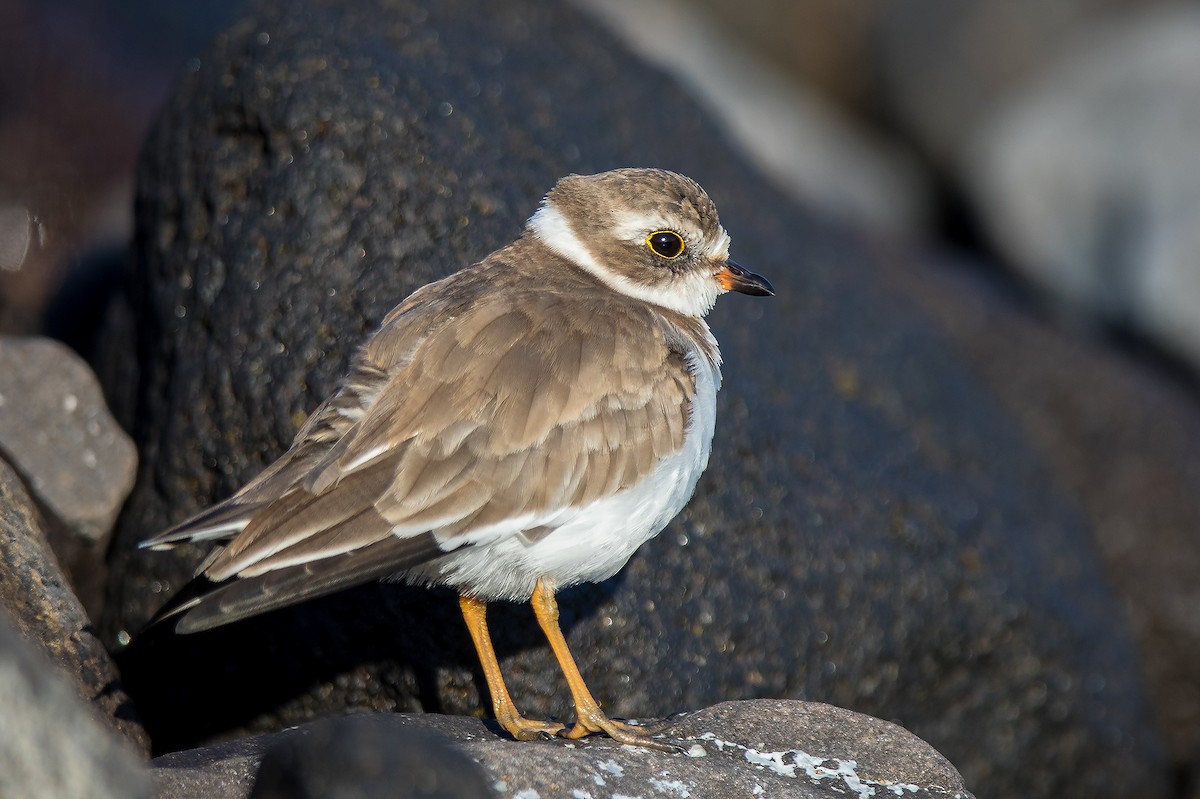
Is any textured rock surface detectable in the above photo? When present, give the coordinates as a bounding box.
[153,702,973,799]
[0,335,137,544]
[0,614,150,799]
[969,6,1200,368]
[0,455,149,752]
[247,717,494,799]
[884,246,1200,770]
[101,1,1167,797]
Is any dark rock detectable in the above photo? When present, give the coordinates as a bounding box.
[0,0,246,336]
[0,455,150,752]
[886,246,1200,774]
[101,1,1168,797]
[249,716,494,799]
[0,335,137,550]
[0,613,150,798]
[152,701,973,799]
[671,0,1200,776]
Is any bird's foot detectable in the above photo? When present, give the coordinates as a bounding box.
[496,708,567,741]
[561,709,684,753]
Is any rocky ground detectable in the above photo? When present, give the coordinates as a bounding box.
[2,0,1199,797]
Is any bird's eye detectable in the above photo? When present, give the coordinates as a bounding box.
[646,230,685,260]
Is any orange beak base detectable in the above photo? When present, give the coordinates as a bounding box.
[717,260,774,296]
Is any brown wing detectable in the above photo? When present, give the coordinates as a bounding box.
[146,248,704,632]
[140,262,479,553]
[201,264,697,584]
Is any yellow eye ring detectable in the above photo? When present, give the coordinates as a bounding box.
[646,230,686,260]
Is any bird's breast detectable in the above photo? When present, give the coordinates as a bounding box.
[402,346,720,602]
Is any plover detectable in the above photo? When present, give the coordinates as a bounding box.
[142,168,773,750]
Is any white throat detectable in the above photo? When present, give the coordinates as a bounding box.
[528,203,722,318]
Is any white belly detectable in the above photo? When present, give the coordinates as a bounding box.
[401,349,720,601]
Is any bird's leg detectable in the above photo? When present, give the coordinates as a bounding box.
[531,577,679,752]
[459,594,565,740]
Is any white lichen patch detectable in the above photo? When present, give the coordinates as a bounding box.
[572,790,594,799]
[694,732,729,752]
[513,789,541,799]
[648,777,692,797]
[682,732,930,799]
[599,759,625,777]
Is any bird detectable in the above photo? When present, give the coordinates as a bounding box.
[141,167,773,750]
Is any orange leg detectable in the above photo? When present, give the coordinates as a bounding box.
[531,577,679,752]
[459,594,565,740]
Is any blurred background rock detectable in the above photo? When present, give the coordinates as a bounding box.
[0,0,243,337]
[3,0,1199,795]
[10,0,1200,362]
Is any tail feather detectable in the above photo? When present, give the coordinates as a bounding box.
[143,531,445,634]
[140,500,267,550]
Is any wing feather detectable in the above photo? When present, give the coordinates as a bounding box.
[147,253,706,632]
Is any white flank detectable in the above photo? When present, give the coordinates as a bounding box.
[406,347,721,601]
[529,203,723,318]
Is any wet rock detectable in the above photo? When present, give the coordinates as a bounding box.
[0,613,150,798]
[0,455,149,752]
[101,1,1168,797]
[152,701,972,799]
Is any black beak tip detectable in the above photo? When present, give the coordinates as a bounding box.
[747,275,775,297]
[725,260,775,297]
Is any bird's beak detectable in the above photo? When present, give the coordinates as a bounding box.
[717,260,774,296]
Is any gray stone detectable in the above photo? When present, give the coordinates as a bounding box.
[152,702,972,799]
[969,5,1200,368]
[0,613,150,799]
[249,717,494,799]
[101,1,1168,797]
[671,0,1158,173]
[0,455,150,752]
[0,335,137,544]
[0,206,32,272]
[869,0,1157,169]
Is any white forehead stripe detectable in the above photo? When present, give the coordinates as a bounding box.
[611,211,731,261]
[528,202,723,318]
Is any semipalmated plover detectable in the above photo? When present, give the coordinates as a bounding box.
[142,168,773,750]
